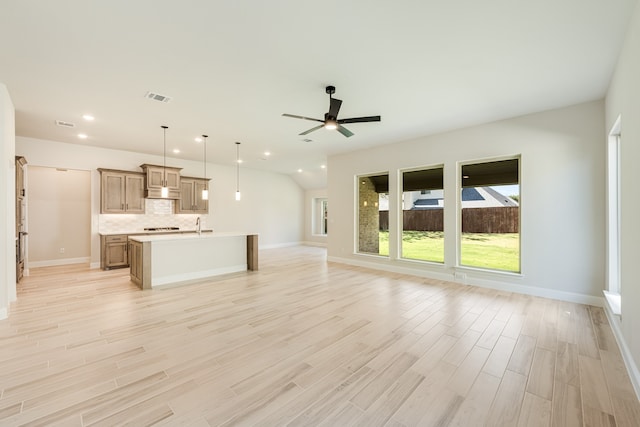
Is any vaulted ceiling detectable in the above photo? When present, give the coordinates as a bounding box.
[0,1,636,189]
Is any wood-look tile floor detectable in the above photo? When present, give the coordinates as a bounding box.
[1,246,639,426]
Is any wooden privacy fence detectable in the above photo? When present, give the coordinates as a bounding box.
[379,207,519,233]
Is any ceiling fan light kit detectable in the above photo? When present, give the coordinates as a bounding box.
[282,85,381,138]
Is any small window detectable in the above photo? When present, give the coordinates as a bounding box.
[312,198,328,235]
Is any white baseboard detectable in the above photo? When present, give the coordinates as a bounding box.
[603,304,640,401]
[27,257,91,268]
[90,262,101,269]
[326,255,603,307]
[302,241,327,248]
[259,241,302,250]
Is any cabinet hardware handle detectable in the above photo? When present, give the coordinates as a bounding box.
[121,203,124,210]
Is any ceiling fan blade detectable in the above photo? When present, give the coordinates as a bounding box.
[299,124,324,135]
[338,115,381,124]
[336,125,354,138]
[282,113,323,123]
[328,98,342,118]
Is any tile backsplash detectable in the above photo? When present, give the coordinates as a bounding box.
[99,199,209,233]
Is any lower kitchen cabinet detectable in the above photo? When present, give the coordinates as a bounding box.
[128,239,144,284]
[100,234,129,270]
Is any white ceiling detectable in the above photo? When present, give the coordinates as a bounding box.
[1,0,636,189]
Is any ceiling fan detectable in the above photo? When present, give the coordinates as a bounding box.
[282,85,381,138]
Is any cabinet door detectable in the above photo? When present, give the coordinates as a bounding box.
[166,169,181,190]
[105,241,128,268]
[129,241,142,282]
[194,180,209,213]
[147,167,164,189]
[101,172,125,213]
[179,180,195,212]
[125,174,145,213]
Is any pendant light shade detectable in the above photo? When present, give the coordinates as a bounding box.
[202,134,209,200]
[235,141,241,201]
[161,126,169,198]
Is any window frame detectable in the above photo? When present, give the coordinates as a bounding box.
[457,155,521,274]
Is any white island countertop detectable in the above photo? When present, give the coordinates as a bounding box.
[128,232,258,289]
[128,231,255,243]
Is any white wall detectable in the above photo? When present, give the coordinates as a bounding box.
[0,83,16,319]
[605,0,640,397]
[27,166,91,266]
[16,136,305,267]
[304,188,328,247]
[328,100,605,305]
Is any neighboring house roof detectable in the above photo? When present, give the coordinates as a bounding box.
[410,186,518,210]
[378,186,518,211]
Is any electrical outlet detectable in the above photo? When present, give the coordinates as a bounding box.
[454,271,466,281]
[59,247,65,254]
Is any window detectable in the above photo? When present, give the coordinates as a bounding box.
[460,158,520,272]
[312,198,328,235]
[605,116,621,315]
[400,167,444,263]
[358,173,388,256]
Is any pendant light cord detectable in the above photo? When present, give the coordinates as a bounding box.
[203,134,208,188]
[161,125,168,187]
[236,142,240,192]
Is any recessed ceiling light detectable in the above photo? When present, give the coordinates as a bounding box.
[173,149,180,154]
[264,151,271,156]
[320,164,326,169]
[82,114,94,121]
[195,137,203,143]
[78,133,88,139]
[237,159,243,164]
[297,169,303,173]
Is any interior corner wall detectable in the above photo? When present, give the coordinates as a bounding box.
[0,83,16,319]
[304,188,327,246]
[605,0,640,397]
[328,100,605,304]
[15,136,305,265]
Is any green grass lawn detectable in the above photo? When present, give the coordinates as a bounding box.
[378,231,519,272]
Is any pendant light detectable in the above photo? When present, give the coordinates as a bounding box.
[161,125,169,198]
[202,134,209,200]
[235,141,241,201]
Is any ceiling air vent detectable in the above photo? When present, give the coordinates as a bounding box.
[55,120,76,128]
[145,91,172,103]
[302,138,313,143]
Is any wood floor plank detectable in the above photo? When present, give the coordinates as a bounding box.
[517,392,552,427]
[0,246,636,427]
[551,381,582,427]
[526,347,556,400]
[448,371,502,427]
[507,334,537,376]
[485,369,528,426]
[579,355,614,414]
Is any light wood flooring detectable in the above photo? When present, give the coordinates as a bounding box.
[1,246,639,426]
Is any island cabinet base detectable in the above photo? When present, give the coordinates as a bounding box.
[128,233,258,290]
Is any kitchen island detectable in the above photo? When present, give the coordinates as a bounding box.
[128,232,258,289]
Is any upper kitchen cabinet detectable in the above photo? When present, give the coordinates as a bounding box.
[176,177,210,214]
[140,164,181,199]
[99,169,145,214]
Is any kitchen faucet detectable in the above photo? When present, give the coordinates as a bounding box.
[196,217,201,235]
